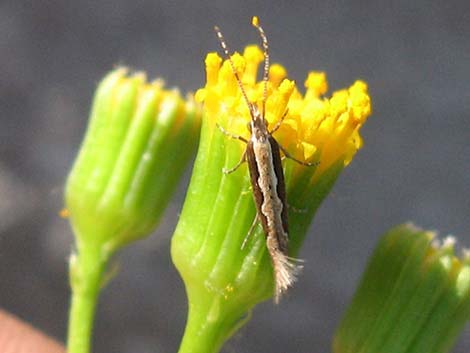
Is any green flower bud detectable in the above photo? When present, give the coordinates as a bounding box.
[66,68,201,253]
[65,68,201,353]
[333,224,470,353]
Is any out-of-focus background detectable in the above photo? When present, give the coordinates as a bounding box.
[1,1,469,352]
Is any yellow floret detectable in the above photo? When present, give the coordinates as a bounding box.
[195,46,372,179]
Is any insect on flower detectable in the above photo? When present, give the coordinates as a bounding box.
[214,17,317,303]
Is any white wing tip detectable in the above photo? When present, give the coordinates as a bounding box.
[271,250,303,304]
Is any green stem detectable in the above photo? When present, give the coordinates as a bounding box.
[67,244,108,353]
[177,286,250,353]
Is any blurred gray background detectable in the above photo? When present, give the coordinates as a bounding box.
[1,1,469,352]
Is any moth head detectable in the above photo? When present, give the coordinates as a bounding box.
[247,105,269,139]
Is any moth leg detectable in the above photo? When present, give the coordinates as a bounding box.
[216,123,248,143]
[278,144,319,167]
[269,109,289,134]
[223,150,247,174]
[241,213,259,249]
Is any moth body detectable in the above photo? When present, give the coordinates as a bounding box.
[246,108,301,303]
[214,18,302,303]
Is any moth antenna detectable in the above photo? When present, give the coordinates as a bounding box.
[251,16,270,118]
[214,25,254,117]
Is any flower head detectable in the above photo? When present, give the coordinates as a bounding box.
[172,20,372,352]
[65,68,201,353]
[66,68,201,254]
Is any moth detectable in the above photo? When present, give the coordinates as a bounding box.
[214,17,315,303]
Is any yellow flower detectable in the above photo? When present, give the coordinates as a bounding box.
[195,45,372,180]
